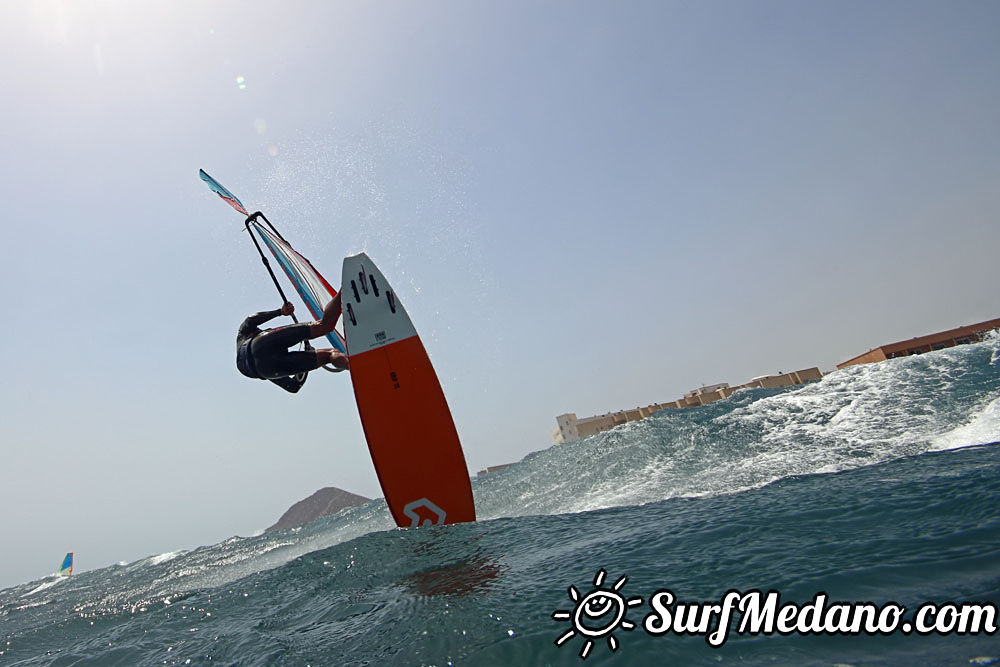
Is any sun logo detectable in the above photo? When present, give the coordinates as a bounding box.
[552,568,644,659]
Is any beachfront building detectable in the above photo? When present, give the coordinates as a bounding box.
[837,317,1000,369]
[553,368,823,444]
[476,463,512,477]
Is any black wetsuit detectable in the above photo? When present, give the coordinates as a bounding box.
[236,309,319,393]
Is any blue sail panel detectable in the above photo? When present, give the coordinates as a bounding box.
[58,552,73,577]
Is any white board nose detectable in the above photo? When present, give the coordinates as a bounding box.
[342,253,418,355]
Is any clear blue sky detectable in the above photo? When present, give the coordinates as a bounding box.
[2,1,998,588]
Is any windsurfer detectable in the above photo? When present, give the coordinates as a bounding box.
[236,293,349,393]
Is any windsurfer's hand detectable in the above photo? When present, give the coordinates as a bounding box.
[281,302,295,316]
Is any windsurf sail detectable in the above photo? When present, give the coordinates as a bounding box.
[199,169,347,354]
[249,216,347,353]
[58,552,73,577]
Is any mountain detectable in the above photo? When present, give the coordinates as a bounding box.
[266,487,371,532]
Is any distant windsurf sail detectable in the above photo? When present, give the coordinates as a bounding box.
[58,552,73,577]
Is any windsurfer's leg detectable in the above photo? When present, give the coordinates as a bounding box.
[254,323,312,352]
[309,292,342,338]
[250,323,312,378]
[256,350,322,379]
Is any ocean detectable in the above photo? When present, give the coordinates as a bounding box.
[3,336,999,666]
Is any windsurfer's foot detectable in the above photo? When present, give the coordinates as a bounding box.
[331,352,350,371]
[318,349,350,372]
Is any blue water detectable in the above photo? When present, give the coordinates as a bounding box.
[3,337,999,666]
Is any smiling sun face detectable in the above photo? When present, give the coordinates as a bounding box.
[576,590,625,635]
[552,569,644,659]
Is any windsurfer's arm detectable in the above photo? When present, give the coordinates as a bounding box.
[269,374,306,394]
[238,306,287,334]
[310,293,342,337]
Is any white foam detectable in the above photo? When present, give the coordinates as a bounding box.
[21,576,66,597]
[148,551,183,566]
[536,340,1000,515]
[929,396,1000,452]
